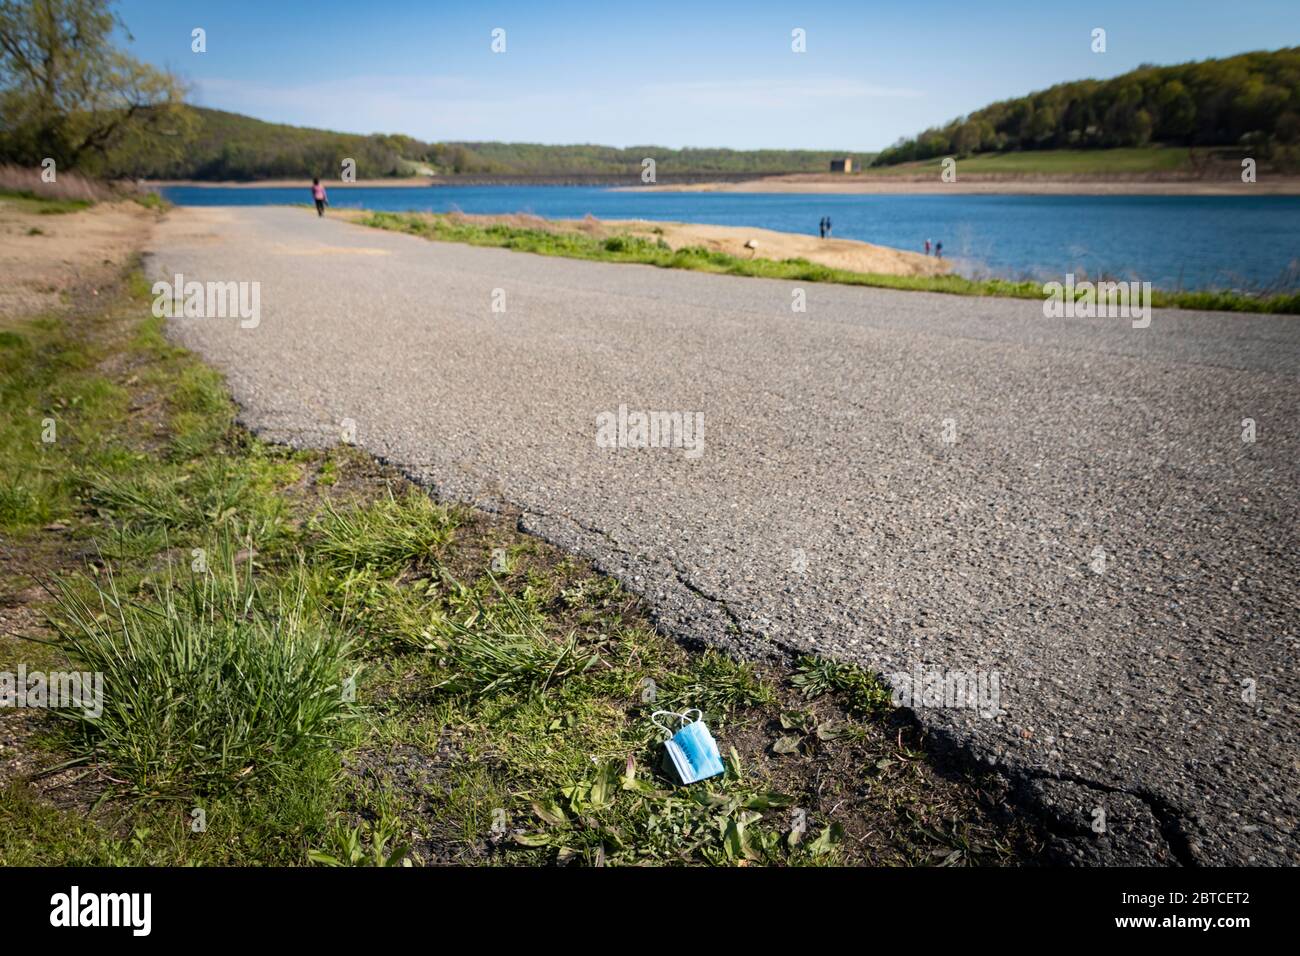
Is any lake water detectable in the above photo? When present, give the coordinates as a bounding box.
[161,185,1300,292]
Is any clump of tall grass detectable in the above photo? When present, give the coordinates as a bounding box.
[655,649,778,720]
[312,488,457,575]
[427,577,601,698]
[47,544,357,797]
[85,454,290,547]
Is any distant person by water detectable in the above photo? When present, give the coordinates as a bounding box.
[825,216,832,238]
[935,241,943,258]
[818,216,826,239]
[312,178,328,217]
[924,238,931,255]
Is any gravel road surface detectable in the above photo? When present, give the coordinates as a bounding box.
[148,206,1299,865]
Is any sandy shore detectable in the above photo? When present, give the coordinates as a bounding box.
[338,209,950,277]
[598,219,949,276]
[622,173,1300,196]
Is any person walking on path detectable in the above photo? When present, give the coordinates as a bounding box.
[824,216,832,238]
[924,238,931,255]
[935,240,943,258]
[312,178,328,217]
[819,217,826,239]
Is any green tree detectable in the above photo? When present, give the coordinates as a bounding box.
[0,0,191,173]
[952,121,982,156]
[1155,79,1197,140]
[1027,103,1058,144]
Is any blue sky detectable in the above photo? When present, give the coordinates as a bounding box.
[114,0,1298,150]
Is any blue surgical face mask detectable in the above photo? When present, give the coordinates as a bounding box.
[654,709,725,784]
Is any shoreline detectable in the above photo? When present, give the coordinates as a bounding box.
[618,174,1300,196]
[150,173,757,190]
[151,175,1300,196]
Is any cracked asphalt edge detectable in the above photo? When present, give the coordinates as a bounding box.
[239,407,1195,867]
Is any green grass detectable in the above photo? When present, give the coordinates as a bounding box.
[131,191,169,211]
[0,263,1046,867]
[1,277,351,862]
[0,315,132,532]
[792,656,894,717]
[869,147,1195,177]
[0,188,94,214]
[0,782,136,865]
[312,489,456,575]
[357,210,1300,314]
[0,759,344,866]
[426,578,602,697]
[49,548,356,798]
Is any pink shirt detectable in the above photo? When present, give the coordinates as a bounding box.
[312,184,326,200]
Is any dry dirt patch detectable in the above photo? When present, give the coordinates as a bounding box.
[0,200,156,318]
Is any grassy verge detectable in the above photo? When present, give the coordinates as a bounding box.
[0,220,1049,866]
[1,186,167,215]
[355,210,1300,315]
[0,188,94,215]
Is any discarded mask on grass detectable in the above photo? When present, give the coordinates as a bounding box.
[653,709,724,784]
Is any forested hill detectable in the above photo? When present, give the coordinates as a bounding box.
[872,47,1300,167]
[130,107,857,180]
[425,141,858,177]
[137,107,428,180]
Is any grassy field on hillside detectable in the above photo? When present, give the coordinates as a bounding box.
[866,147,1195,177]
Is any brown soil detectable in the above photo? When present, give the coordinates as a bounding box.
[0,199,156,318]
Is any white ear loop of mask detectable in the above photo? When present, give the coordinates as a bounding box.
[651,708,703,740]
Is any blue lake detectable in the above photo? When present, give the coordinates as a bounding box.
[161,185,1300,292]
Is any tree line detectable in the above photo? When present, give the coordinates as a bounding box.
[422,141,851,177]
[126,109,856,180]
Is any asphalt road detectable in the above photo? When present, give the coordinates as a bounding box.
[148,206,1299,865]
